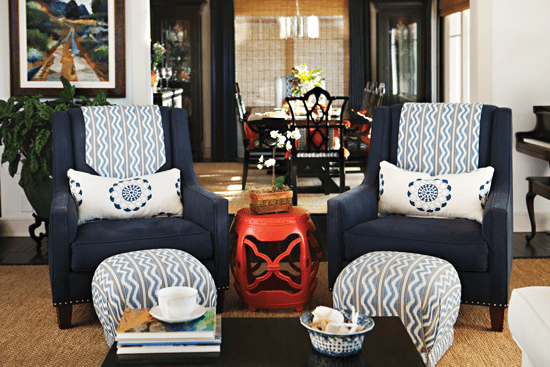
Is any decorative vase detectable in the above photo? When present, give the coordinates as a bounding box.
[23,175,53,219]
[249,190,293,214]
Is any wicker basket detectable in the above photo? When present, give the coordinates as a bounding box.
[249,191,293,214]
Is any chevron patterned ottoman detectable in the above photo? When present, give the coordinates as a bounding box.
[91,248,217,346]
[333,251,461,367]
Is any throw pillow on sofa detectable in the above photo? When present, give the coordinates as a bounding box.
[67,168,183,225]
[378,161,494,223]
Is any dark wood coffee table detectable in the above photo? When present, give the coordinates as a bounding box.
[102,316,424,366]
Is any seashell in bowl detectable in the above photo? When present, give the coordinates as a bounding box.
[300,310,375,357]
[311,306,345,326]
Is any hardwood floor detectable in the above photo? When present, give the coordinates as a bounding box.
[0,216,548,265]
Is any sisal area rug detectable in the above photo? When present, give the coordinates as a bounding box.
[3,259,549,366]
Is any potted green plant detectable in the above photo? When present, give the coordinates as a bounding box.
[0,76,111,218]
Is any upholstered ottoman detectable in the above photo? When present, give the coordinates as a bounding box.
[92,248,217,346]
[333,251,461,367]
[508,287,550,367]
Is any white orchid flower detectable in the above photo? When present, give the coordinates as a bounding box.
[286,140,292,151]
[291,128,301,140]
[270,130,281,139]
[257,164,263,170]
[276,135,286,148]
[265,158,276,167]
[259,155,264,163]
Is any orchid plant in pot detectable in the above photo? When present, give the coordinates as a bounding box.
[248,128,301,214]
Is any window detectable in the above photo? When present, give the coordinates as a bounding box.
[443,9,470,103]
[234,0,349,109]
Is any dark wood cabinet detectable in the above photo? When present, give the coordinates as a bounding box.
[370,0,434,104]
[151,0,205,160]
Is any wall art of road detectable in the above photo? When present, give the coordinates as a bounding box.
[27,1,109,83]
[33,25,99,82]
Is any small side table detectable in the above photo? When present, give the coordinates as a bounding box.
[230,207,322,311]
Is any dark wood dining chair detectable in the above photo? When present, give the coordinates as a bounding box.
[286,87,349,205]
[235,83,286,190]
[345,82,386,172]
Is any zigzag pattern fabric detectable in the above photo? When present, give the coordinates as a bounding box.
[92,249,217,347]
[397,103,483,175]
[82,105,166,178]
[333,251,461,367]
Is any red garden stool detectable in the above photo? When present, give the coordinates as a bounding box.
[229,207,322,311]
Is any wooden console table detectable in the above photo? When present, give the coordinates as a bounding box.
[153,88,183,108]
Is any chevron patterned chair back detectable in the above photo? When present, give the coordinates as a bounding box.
[81,105,167,178]
[328,103,513,332]
[50,106,229,330]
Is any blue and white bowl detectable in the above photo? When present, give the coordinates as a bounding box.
[300,310,375,357]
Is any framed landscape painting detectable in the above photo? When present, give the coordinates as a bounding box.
[9,0,125,97]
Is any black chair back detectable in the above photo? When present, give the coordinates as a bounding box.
[286,86,348,153]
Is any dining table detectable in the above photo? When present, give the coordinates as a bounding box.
[246,106,350,195]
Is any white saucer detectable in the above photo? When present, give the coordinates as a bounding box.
[149,304,207,323]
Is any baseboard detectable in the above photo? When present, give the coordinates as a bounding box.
[0,217,46,237]
[514,211,550,233]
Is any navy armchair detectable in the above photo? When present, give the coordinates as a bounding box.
[328,104,513,331]
[49,106,228,329]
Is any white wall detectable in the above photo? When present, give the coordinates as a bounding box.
[471,0,550,231]
[0,0,152,235]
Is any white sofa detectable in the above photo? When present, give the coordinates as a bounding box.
[508,287,550,367]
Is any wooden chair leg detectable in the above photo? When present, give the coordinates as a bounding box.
[242,150,250,190]
[490,307,505,332]
[339,157,345,193]
[56,304,73,330]
[291,158,298,206]
[216,290,226,314]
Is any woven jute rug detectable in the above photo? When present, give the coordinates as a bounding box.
[3,259,548,366]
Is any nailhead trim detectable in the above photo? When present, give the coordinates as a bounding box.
[461,300,508,308]
[53,299,91,306]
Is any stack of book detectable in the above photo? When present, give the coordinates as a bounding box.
[115,307,221,357]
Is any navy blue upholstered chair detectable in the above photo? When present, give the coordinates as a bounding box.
[49,106,228,329]
[327,103,513,332]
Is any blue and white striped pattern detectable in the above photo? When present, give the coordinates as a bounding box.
[82,105,166,178]
[333,251,461,367]
[92,249,217,347]
[397,103,483,175]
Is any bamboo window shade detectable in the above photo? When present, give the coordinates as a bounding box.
[439,0,469,17]
[234,0,349,109]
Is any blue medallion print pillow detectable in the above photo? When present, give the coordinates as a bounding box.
[67,168,183,225]
[378,161,494,223]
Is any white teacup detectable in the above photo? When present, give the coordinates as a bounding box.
[157,286,198,318]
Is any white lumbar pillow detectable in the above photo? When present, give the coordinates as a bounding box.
[378,161,494,223]
[67,168,183,225]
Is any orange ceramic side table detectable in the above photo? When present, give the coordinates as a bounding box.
[229,207,322,311]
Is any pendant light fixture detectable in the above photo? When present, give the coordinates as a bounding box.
[278,0,319,39]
